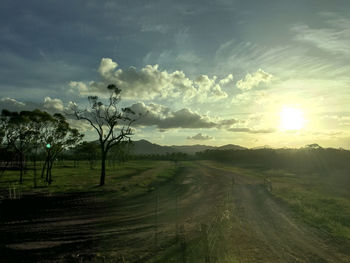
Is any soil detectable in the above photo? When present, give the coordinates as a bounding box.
[0,162,349,262]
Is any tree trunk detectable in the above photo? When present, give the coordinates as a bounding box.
[19,152,23,184]
[41,159,47,178]
[100,151,106,186]
[45,158,50,183]
[48,160,53,184]
[33,154,37,188]
[45,150,51,183]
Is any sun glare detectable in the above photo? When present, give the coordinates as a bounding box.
[280,107,305,131]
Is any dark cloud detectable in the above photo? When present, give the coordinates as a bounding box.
[129,102,216,129]
[187,133,213,140]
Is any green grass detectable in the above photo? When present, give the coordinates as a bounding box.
[0,160,177,199]
[201,160,350,243]
[272,175,350,241]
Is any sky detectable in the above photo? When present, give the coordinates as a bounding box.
[1,0,350,148]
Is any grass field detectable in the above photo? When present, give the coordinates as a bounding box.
[201,160,350,245]
[1,160,349,262]
[0,160,178,199]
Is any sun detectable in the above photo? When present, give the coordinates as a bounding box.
[279,107,305,131]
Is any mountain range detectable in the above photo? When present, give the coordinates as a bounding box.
[130,139,246,155]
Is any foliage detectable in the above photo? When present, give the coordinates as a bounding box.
[70,84,137,185]
[0,109,83,184]
[196,147,350,173]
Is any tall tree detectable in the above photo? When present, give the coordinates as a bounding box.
[25,110,56,187]
[70,84,136,186]
[0,109,83,184]
[0,110,34,183]
[40,113,83,184]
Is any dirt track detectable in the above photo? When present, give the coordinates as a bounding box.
[202,165,349,263]
[0,162,349,262]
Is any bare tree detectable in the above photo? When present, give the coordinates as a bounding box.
[70,84,136,186]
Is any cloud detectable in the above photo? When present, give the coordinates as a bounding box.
[129,102,216,129]
[69,81,89,93]
[0,97,65,115]
[0,97,275,135]
[0,97,26,111]
[228,127,276,134]
[219,73,234,86]
[236,69,273,91]
[43,97,64,112]
[0,97,45,113]
[141,24,169,34]
[176,52,201,63]
[128,102,270,134]
[231,90,267,105]
[187,133,213,140]
[291,16,350,55]
[70,58,229,102]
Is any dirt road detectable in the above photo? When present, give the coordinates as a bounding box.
[201,164,349,263]
[0,162,349,262]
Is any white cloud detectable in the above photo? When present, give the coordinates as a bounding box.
[231,90,267,105]
[70,58,229,102]
[141,24,169,33]
[176,52,201,63]
[69,81,89,93]
[43,97,64,112]
[97,58,118,78]
[292,18,350,55]
[227,127,275,134]
[0,97,25,110]
[236,69,273,91]
[219,74,234,86]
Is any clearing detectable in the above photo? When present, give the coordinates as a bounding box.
[0,161,349,262]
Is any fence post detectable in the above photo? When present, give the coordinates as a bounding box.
[13,185,16,199]
[154,188,159,248]
[175,192,179,242]
[201,223,210,263]
[179,224,186,263]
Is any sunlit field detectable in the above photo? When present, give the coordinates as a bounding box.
[1,0,350,262]
[0,160,177,197]
[1,153,349,262]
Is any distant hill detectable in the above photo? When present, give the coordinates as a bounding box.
[171,145,216,155]
[217,144,247,150]
[130,140,177,155]
[130,140,246,155]
[251,145,272,150]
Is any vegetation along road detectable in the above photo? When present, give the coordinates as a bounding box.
[0,161,349,262]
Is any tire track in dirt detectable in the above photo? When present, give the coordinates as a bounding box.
[202,164,350,263]
[0,162,349,262]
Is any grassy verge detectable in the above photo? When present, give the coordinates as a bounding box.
[271,173,350,242]
[201,160,350,243]
[0,160,177,199]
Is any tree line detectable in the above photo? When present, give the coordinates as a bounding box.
[0,109,83,186]
[0,84,138,187]
[195,145,350,173]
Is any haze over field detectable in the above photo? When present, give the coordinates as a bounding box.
[1,0,350,149]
